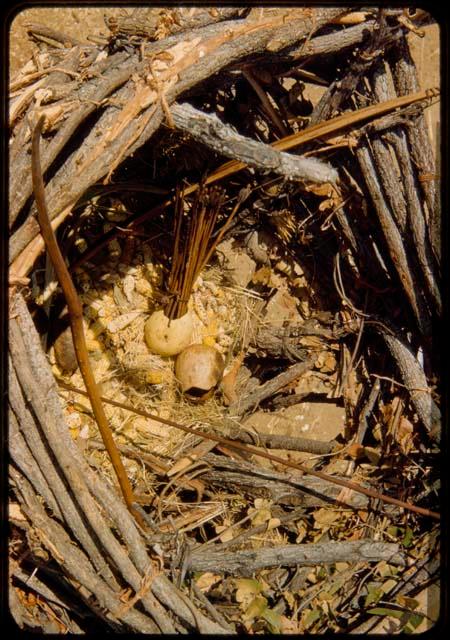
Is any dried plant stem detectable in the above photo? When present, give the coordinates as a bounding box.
[165,184,225,319]
[56,381,440,521]
[31,116,139,523]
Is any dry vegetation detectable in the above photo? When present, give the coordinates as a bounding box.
[8,7,440,634]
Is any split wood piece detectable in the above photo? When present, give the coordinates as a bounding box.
[9,7,347,266]
[287,18,394,61]
[284,9,431,63]
[378,329,440,443]
[9,467,160,634]
[388,36,439,263]
[356,143,431,336]
[229,356,315,415]
[31,117,140,522]
[369,58,440,315]
[171,102,337,184]
[55,380,439,520]
[201,453,372,510]
[8,297,175,632]
[188,540,405,575]
[25,23,83,47]
[9,45,89,137]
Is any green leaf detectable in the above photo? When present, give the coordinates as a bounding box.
[402,526,414,548]
[368,606,404,619]
[303,607,321,630]
[365,584,383,606]
[262,607,282,633]
[403,612,425,633]
[243,595,268,622]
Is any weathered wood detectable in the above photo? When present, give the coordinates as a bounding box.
[369,60,440,315]
[10,467,159,633]
[202,453,374,510]
[356,143,431,336]
[171,102,338,184]
[9,291,228,633]
[188,540,405,575]
[229,356,315,415]
[10,7,347,265]
[388,36,440,264]
[379,329,440,442]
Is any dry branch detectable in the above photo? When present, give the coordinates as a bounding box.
[356,143,431,336]
[388,36,440,263]
[171,102,338,184]
[9,291,228,633]
[229,356,315,415]
[378,329,440,442]
[202,453,375,510]
[8,8,439,632]
[31,116,139,519]
[223,424,336,455]
[369,59,440,314]
[188,540,405,575]
[10,7,347,267]
[10,467,159,633]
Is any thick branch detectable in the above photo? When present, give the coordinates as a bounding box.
[171,102,338,184]
[188,540,405,575]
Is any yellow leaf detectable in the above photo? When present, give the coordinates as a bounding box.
[313,508,340,527]
[195,572,221,592]
[235,579,264,609]
[243,595,268,621]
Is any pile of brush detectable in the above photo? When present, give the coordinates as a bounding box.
[9,7,440,634]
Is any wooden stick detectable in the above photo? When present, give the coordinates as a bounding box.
[188,540,405,575]
[31,116,140,523]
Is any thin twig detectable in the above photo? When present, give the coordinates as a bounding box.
[31,116,140,523]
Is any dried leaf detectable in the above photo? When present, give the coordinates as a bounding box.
[243,595,268,622]
[235,578,264,609]
[313,507,341,527]
[195,572,221,592]
[396,416,415,454]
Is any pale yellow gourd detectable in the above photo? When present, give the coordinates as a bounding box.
[144,309,194,357]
